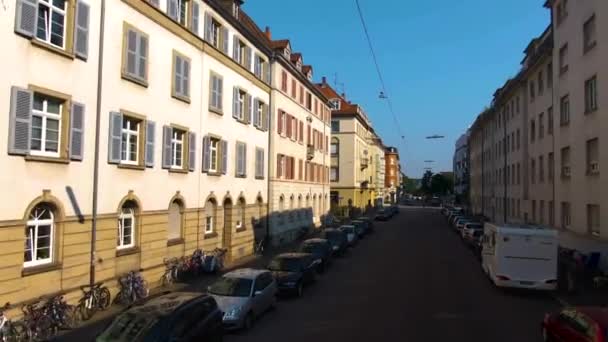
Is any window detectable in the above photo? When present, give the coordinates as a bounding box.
[281,71,288,92]
[587,204,600,237]
[118,202,137,250]
[585,76,598,113]
[539,155,544,183]
[170,128,185,169]
[548,106,554,135]
[561,202,571,229]
[560,95,570,125]
[209,73,223,112]
[235,142,247,177]
[122,24,149,86]
[583,15,597,53]
[24,204,55,267]
[168,200,183,241]
[559,44,568,74]
[205,200,216,234]
[556,0,568,25]
[121,116,140,165]
[586,138,599,175]
[331,120,339,133]
[538,71,544,95]
[561,146,571,178]
[548,153,554,181]
[255,147,264,179]
[529,81,535,101]
[547,63,553,88]
[36,0,68,48]
[235,199,245,230]
[539,113,544,139]
[331,138,339,156]
[530,120,536,142]
[31,93,63,157]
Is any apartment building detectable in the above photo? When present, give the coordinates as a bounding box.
[385,146,400,204]
[266,34,331,245]
[2,0,272,311]
[320,80,375,210]
[454,131,470,204]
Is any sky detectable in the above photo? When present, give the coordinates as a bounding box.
[244,0,550,178]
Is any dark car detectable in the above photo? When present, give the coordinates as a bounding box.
[542,306,608,342]
[350,220,367,238]
[299,238,333,273]
[356,216,375,232]
[322,228,348,255]
[268,253,317,297]
[374,209,391,221]
[96,292,223,342]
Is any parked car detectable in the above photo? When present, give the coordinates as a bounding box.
[542,307,608,342]
[299,238,333,272]
[268,253,317,297]
[350,220,367,238]
[96,292,223,342]
[356,216,375,232]
[207,268,277,330]
[374,209,391,221]
[338,225,358,246]
[322,228,348,255]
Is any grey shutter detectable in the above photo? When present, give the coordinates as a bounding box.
[245,94,252,124]
[253,98,259,128]
[145,120,155,167]
[232,87,239,119]
[232,36,239,61]
[162,125,172,169]
[221,27,229,54]
[69,102,85,161]
[203,12,212,43]
[15,0,37,38]
[182,59,190,97]
[202,136,210,172]
[74,0,90,60]
[167,0,178,21]
[174,56,183,96]
[191,1,200,35]
[221,140,228,175]
[108,111,122,164]
[188,132,196,172]
[8,86,32,155]
[138,34,148,80]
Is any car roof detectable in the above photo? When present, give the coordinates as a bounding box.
[276,252,311,259]
[223,268,268,279]
[126,292,207,317]
[303,238,328,244]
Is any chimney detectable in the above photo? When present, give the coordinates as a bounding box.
[264,26,271,40]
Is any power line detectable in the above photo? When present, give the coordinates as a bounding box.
[354,0,405,141]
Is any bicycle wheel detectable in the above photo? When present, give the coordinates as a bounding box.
[99,287,111,310]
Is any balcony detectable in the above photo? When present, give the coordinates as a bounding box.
[306,144,314,160]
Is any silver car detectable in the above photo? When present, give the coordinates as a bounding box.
[208,268,277,330]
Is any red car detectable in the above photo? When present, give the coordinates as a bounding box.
[542,307,608,341]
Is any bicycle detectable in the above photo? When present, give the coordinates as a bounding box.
[0,303,26,342]
[114,271,149,306]
[77,282,111,321]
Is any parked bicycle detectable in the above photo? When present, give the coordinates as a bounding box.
[114,271,149,306]
[0,303,25,342]
[77,282,111,321]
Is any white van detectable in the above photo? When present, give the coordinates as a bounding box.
[481,222,558,290]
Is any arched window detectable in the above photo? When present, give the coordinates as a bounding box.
[25,203,55,267]
[205,199,217,234]
[236,198,246,229]
[168,200,183,241]
[118,201,137,250]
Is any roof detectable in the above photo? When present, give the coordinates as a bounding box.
[128,292,205,317]
[577,307,608,327]
[224,268,268,279]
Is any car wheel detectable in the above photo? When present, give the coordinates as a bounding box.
[296,283,304,297]
[243,312,254,331]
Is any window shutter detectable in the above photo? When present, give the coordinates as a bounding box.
[221,27,229,54]
[203,12,212,42]
[277,111,282,135]
[221,140,228,174]
[202,136,210,172]
[174,56,183,96]
[167,0,178,21]
[108,111,122,164]
[14,0,37,38]
[162,125,172,169]
[262,104,269,131]
[74,0,90,60]
[191,1,200,34]
[138,34,148,80]
[8,86,32,155]
[145,120,155,167]
[245,94,252,124]
[253,98,259,128]
[188,132,196,171]
[232,87,239,119]
[182,59,190,97]
[69,102,85,161]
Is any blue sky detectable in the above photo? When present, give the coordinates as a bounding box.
[244,0,550,178]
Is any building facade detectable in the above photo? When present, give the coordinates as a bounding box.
[385,146,400,204]
[266,35,331,245]
[2,0,272,312]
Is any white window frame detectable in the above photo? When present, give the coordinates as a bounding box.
[171,129,184,169]
[36,0,68,49]
[121,117,140,165]
[209,138,219,172]
[31,94,62,157]
[118,208,135,250]
[24,206,54,268]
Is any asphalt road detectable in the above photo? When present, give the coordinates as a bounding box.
[226,207,561,342]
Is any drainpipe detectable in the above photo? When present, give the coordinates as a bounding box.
[90,0,106,287]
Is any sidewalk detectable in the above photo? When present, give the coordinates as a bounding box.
[53,233,317,341]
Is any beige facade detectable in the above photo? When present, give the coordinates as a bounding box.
[468,0,608,247]
[1,0,273,313]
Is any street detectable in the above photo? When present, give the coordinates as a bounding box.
[226,207,560,342]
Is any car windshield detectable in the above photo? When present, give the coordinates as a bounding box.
[97,312,158,342]
[208,277,252,297]
[269,258,303,272]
